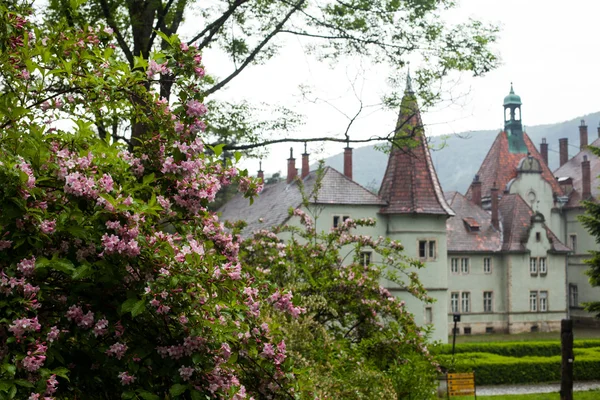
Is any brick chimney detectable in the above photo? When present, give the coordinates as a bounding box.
[491,183,499,229]
[540,138,548,166]
[257,161,264,182]
[471,175,482,207]
[287,147,297,184]
[580,119,588,150]
[301,142,310,179]
[559,138,569,167]
[344,146,353,180]
[582,155,592,199]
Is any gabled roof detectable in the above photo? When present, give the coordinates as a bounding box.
[218,167,385,237]
[378,90,454,216]
[554,137,600,208]
[466,131,563,200]
[445,192,501,252]
[499,194,570,253]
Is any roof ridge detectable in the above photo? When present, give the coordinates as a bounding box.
[326,166,385,202]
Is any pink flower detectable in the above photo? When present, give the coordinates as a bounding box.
[118,371,136,385]
[9,317,41,339]
[186,100,207,117]
[103,27,114,35]
[98,173,114,192]
[179,366,194,381]
[261,343,275,358]
[17,256,36,277]
[180,42,189,52]
[106,342,128,360]
[47,326,60,342]
[93,319,109,337]
[46,374,59,395]
[40,219,56,234]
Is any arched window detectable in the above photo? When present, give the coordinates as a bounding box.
[515,107,521,121]
[505,108,511,121]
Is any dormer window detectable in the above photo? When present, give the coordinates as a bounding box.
[463,217,480,232]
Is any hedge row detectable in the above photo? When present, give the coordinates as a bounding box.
[433,339,600,357]
[439,347,600,385]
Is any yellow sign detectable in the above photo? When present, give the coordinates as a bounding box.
[447,372,476,397]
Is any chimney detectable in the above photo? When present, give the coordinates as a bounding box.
[344,146,353,180]
[301,142,309,179]
[580,119,588,150]
[491,183,499,229]
[582,155,592,199]
[257,161,264,182]
[540,138,548,165]
[471,175,482,207]
[287,147,297,184]
[559,138,569,167]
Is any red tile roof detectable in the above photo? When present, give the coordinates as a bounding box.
[466,131,563,200]
[378,92,454,216]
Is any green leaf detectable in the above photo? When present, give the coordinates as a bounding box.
[169,384,187,397]
[211,144,224,158]
[121,298,138,313]
[234,151,242,162]
[121,391,135,399]
[131,299,146,317]
[13,379,33,388]
[138,391,160,400]
[190,390,203,400]
[0,381,12,392]
[156,31,173,46]
[143,173,156,185]
[51,367,70,381]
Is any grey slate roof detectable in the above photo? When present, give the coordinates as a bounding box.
[445,191,501,252]
[554,137,600,208]
[218,167,386,237]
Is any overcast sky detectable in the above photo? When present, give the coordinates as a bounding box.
[197,0,600,176]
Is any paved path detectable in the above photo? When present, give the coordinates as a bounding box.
[477,381,600,396]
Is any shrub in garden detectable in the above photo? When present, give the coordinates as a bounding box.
[238,191,441,399]
[0,3,294,399]
[433,339,600,358]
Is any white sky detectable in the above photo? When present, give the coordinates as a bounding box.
[197,0,600,176]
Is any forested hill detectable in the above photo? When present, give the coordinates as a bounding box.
[318,112,600,194]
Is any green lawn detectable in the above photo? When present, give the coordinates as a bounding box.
[454,389,600,399]
[449,328,600,344]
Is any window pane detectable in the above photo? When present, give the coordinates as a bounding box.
[484,258,491,273]
[540,291,548,312]
[461,258,469,274]
[483,291,492,312]
[429,241,435,259]
[451,293,459,313]
[540,257,547,274]
[461,292,470,313]
[530,258,537,274]
[451,258,458,273]
[360,251,371,266]
[425,307,433,324]
[333,216,340,228]
[419,241,426,258]
[530,291,538,312]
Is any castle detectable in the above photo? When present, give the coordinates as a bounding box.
[219,80,600,343]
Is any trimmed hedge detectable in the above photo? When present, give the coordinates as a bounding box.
[440,347,600,385]
[433,339,600,357]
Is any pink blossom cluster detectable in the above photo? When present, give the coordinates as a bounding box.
[100,219,141,257]
[17,256,36,277]
[156,336,205,360]
[260,340,286,365]
[147,59,171,78]
[118,371,136,385]
[93,319,109,337]
[0,240,12,251]
[46,326,60,342]
[292,208,314,230]
[243,286,260,318]
[40,219,56,234]
[267,290,305,318]
[22,342,47,372]
[106,342,128,359]
[179,365,194,381]
[185,99,207,117]
[206,368,247,398]
[65,305,95,329]
[46,375,59,396]
[64,171,98,199]
[16,158,36,188]
[8,317,41,339]
[118,150,145,177]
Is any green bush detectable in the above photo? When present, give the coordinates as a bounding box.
[433,339,600,357]
[440,348,600,385]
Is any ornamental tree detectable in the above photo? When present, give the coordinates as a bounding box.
[0,3,300,399]
[236,177,440,399]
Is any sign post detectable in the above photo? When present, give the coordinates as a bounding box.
[452,313,460,358]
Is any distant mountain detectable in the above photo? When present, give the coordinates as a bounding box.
[318,112,600,194]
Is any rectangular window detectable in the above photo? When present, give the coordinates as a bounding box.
[530,258,537,275]
[530,291,538,312]
[536,232,541,242]
[418,240,436,261]
[539,257,547,274]
[570,234,577,253]
[483,291,493,313]
[425,307,433,325]
[451,292,459,313]
[451,258,459,274]
[461,292,470,313]
[483,257,492,274]
[570,285,579,307]
[333,215,350,228]
[360,251,372,266]
[539,291,548,312]
[428,241,436,259]
[461,258,470,274]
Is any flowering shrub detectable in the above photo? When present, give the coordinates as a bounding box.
[0,2,295,399]
[237,179,441,399]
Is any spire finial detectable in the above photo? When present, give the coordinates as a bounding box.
[304,141,307,154]
[510,82,514,94]
[258,160,262,172]
[405,63,414,94]
[289,147,293,159]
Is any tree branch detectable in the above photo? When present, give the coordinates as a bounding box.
[99,0,134,66]
[147,0,176,53]
[186,0,250,49]
[204,0,306,96]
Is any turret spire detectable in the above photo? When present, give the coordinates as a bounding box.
[405,66,414,94]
